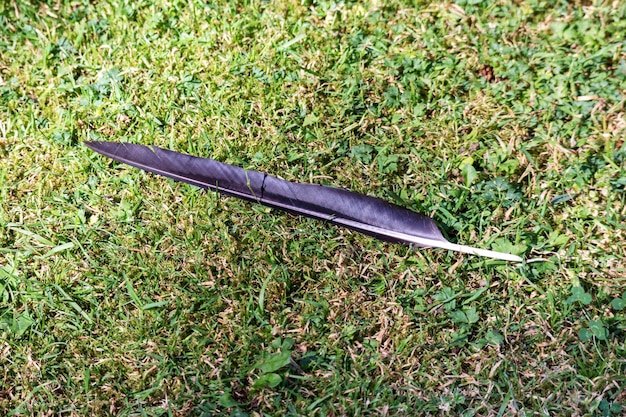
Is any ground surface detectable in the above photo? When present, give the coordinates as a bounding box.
[1,0,625,415]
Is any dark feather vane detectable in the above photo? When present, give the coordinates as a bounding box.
[85,141,522,262]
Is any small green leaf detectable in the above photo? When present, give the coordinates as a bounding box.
[377,153,399,174]
[497,159,519,176]
[281,338,295,350]
[611,298,625,310]
[485,329,504,346]
[303,113,319,127]
[434,287,457,311]
[546,230,569,247]
[460,157,477,186]
[252,373,282,389]
[14,312,34,337]
[450,310,468,324]
[465,307,479,324]
[451,308,479,324]
[218,393,240,408]
[350,145,374,164]
[255,351,291,374]
[490,239,527,256]
[567,286,592,305]
[580,293,592,304]
[450,330,469,346]
[588,320,608,341]
[578,328,592,341]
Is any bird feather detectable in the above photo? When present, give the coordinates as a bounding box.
[85,141,523,262]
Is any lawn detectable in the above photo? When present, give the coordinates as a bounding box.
[1,0,625,415]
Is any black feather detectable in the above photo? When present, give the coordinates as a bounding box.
[85,141,522,262]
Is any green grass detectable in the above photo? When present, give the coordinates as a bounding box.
[1,0,625,415]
